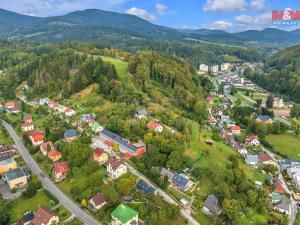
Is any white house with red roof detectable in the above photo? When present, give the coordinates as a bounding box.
[48,149,62,162]
[229,125,241,135]
[21,122,34,132]
[23,115,33,123]
[259,152,276,166]
[28,131,44,146]
[5,101,15,109]
[53,161,69,182]
[93,148,109,165]
[246,136,260,146]
[40,141,55,156]
[89,192,107,210]
[64,107,75,117]
[147,121,163,133]
[107,158,127,179]
[47,101,55,108]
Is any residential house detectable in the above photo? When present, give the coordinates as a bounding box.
[279,159,300,171]
[92,148,109,165]
[40,141,55,156]
[48,150,62,162]
[287,167,300,177]
[0,145,18,161]
[274,195,290,215]
[210,65,219,75]
[172,173,193,192]
[199,64,209,74]
[64,129,77,142]
[202,194,222,216]
[259,152,276,166]
[0,158,17,175]
[135,108,149,119]
[111,204,139,225]
[207,95,215,104]
[292,172,300,190]
[160,168,175,182]
[255,115,273,124]
[273,97,285,108]
[31,208,59,225]
[92,122,103,133]
[136,181,156,194]
[21,122,34,132]
[272,178,286,194]
[5,101,15,109]
[28,131,44,146]
[147,121,163,133]
[107,158,127,179]
[220,115,230,124]
[81,113,94,123]
[271,192,282,203]
[20,211,34,225]
[246,155,259,168]
[100,129,146,157]
[246,136,260,146]
[58,105,66,113]
[3,168,28,190]
[65,107,76,117]
[229,125,241,135]
[221,63,231,71]
[52,103,60,110]
[53,161,69,182]
[23,115,33,123]
[89,192,107,210]
[47,101,55,108]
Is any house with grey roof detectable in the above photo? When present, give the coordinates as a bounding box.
[274,195,290,215]
[246,155,259,168]
[3,168,28,190]
[135,108,149,119]
[202,194,222,216]
[160,168,175,182]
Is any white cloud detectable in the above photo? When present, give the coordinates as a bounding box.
[156,3,168,15]
[126,7,156,21]
[204,20,233,30]
[250,0,265,10]
[203,0,247,12]
[235,12,271,26]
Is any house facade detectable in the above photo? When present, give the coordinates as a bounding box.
[147,121,163,133]
[89,192,107,210]
[31,208,59,225]
[0,158,17,175]
[21,122,34,132]
[28,131,44,146]
[3,168,28,190]
[53,161,69,182]
[107,158,127,179]
[92,148,109,165]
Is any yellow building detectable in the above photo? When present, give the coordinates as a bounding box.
[0,158,17,175]
[3,168,28,190]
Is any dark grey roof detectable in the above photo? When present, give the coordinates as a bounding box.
[100,129,139,153]
[136,181,155,193]
[275,195,290,211]
[64,129,77,138]
[172,174,190,188]
[256,115,271,122]
[5,168,26,181]
[160,168,175,180]
[205,194,221,214]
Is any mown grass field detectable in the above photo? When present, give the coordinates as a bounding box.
[8,190,55,222]
[266,134,300,160]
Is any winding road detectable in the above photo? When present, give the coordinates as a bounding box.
[2,120,100,225]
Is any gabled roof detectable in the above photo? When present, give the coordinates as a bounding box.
[259,152,273,162]
[160,168,175,180]
[172,174,190,188]
[136,108,149,116]
[48,149,61,158]
[275,195,290,212]
[136,181,155,193]
[107,158,125,171]
[31,208,56,225]
[93,148,106,157]
[5,101,15,108]
[23,114,32,121]
[271,192,282,202]
[256,115,271,122]
[28,130,44,142]
[229,125,241,131]
[41,141,55,152]
[53,161,69,174]
[147,121,161,129]
[246,155,259,163]
[21,122,34,128]
[91,192,106,206]
[204,194,221,214]
[111,204,138,224]
[246,135,259,142]
[64,129,77,138]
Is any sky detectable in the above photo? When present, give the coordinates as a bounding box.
[0,0,300,32]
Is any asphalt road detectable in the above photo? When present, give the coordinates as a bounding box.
[2,120,100,225]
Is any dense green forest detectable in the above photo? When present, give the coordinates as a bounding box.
[244,45,300,103]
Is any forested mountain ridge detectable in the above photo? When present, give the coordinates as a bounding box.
[1,8,300,47]
[244,45,300,102]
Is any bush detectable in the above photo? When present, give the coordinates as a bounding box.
[44,189,59,204]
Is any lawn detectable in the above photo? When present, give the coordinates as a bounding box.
[266,134,300,160]
[0,126,14,145]
[100,56,129,80]
[235,92,255,106]
[8,190,56,222]
[54,205,72,222]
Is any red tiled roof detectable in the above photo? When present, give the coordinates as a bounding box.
[48,149,61,158]
[31,208,55,225]
[91,193,106,206]
[23,115,32,121]
[107,158,124,171]
[41,141,55,152]
[29,131,44,143]
[5,101,15,108]
[246,135,259,142]
[65,107,72,112]
[147,121,161,129]
[259,152,273,162]
[274,182,285,193]
[229,125,241,131]
[93,148,105,157]
[53,161,69,174]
